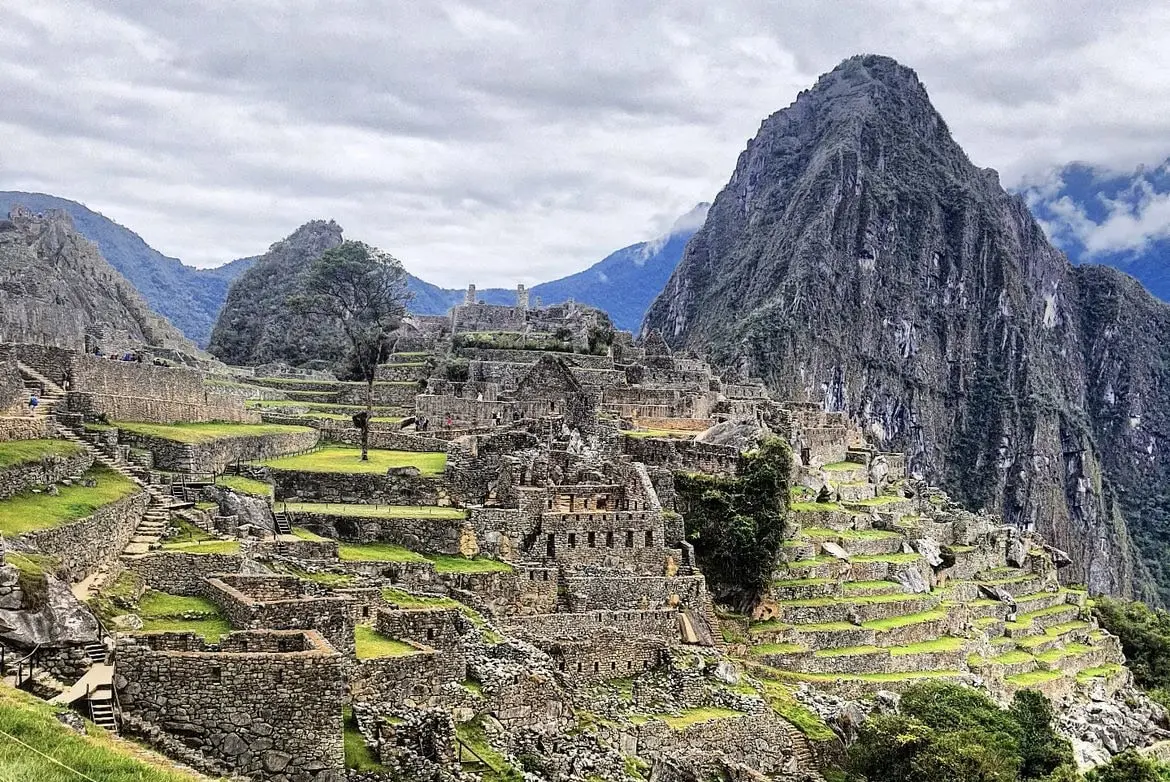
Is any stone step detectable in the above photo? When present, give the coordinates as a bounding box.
[130,535,160,544]
[774,593,941,627]
[122,542,152,555]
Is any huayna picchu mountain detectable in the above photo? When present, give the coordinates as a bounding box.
[644,54,1170,602]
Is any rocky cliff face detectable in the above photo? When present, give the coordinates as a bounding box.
[208,220,347,366]
[644,55,1169,601]
[0,206,200,356]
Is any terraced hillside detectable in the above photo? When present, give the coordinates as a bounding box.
[739,407,1126,704]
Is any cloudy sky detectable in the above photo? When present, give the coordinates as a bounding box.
[3,1,1170,286]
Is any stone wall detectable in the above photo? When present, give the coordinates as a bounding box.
[333,383,418,407]
[66,355,257,424]
[457,348,614,370]
[543,630,668,682]
[289,510,471,555]
[115,630,345,782]
[442,567,559,617]
[623,436,740,475]
[0,358,22,414]
[125,551,244,595]
[349,647,462,710]
[266,467,445,506]
[21,490,148,581]
[0,416,49,441]
[375,607,465,653]
[205,574,355,654]
[0,446,93,500]
[561,574,711,611]
[322,427,448,453]
[505,609,680,642]
[0,343,73,388]
[118,427,319,473]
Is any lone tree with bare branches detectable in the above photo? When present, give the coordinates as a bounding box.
[291,240,410,460]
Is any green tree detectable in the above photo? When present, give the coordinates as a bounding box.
[845,714,934,782]
[1010,690,1074,779]
[291,240,409,460]
[1092,597,1170,696]
[673,437,791,606]
[1086,751,1170,782]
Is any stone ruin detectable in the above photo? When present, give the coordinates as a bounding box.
[0,292,1165,780]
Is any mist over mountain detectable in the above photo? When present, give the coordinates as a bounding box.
[645,54,1170,601]
[1024,161,1170,302]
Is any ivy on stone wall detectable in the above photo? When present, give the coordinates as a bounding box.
[674,436,791,608]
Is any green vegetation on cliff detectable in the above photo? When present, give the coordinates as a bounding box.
[674,437,791,606]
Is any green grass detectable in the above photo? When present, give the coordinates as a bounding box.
[284,502,466,519]
[158,539,241,555]
[863,610,947,631]
[338,541,426,563]
[850,553,922,564]
[0,438,83,468]
[623,429,697,439]
[748,619,793,635]
[790,501,845,512]
[354,625,420,658]
[427,554,512,574]
[343,707,384,771]
[291,527,328,541]
[821,461,862,471]
[113,421,313,444]
[890,637,966,655]
[216,475,274,497]
[1077,664,1123,682]
[772,577,836,588]
[1004,669,1063,686]
[0,465,138,535]
[261,446,446,475]
[455,718,523,782]
[138,591,230,642]
[850,495,907,506]
[1034,643,1093,664]
[814,645,882,658]
[755,678,836,741]
[166,516,214,544]
[991,650,1034,665]
[381,588,457,608]
[656,707,743,730]
[247,399,405,413]
[789,621,857,632]
[0,685,210,781]
[842,580,903,594]
[777,592,932,608]
[1005,604,1079,628]
[751,643,806,656]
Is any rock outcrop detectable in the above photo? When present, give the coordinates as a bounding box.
[643,55,1170,601]
[208,220,347,367]
[0,206,201,357]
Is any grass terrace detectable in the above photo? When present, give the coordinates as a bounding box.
[246,399,405,413]
[0,685,209,781]
[381,587,458,608]
[138,591,231,642]
[354,625,420,658]
[0,438,83,468]
[113,421,314,443]
[1004,669,1062,687]
[343,706,384,772]
[283,502,466,519]
[656,707,743,730]
[260,446,446,475]
[623,429,699,439]
[158,539,241,555]
[0,465,138,536]
[216,474,274,497]
[821,461,862,472]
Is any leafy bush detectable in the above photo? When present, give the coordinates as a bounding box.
[674,437,791,607]
[1092,597,1170,696]
[845,682,1073,782]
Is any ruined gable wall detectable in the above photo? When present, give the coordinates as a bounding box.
[124,551,244,595]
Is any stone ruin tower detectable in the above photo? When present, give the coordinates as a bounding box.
[464,284,477,305]
[516,284,529,310]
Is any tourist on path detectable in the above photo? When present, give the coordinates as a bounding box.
[27,393,38,416]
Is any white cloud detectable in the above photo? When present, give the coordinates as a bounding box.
[2,1,1170,285]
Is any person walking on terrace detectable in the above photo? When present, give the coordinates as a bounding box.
[27,393,38,416]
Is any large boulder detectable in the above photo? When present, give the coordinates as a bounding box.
[695,421,765,451]
[209,486,275,534]
[0,563,99,647]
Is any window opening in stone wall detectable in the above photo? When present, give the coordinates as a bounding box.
[646,530,653,546]
[606,531,614,548]
[568,533,576,548]
[625,530,634,548]
[427,628,436,641]
[588,532,595,547]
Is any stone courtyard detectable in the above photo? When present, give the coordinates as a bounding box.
[0,286,1164,781]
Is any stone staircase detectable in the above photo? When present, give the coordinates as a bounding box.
[274,509,292,536]
[87,686,118,731]
[15,363,185,560]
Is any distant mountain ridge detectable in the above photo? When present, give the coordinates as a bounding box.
[0,192,705,341]
[0,192,257,347]
[1024,161,1170,302]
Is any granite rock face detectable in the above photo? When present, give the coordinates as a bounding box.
[208,220,347,366]
[0,206,199,355]
[643,54,1170,600]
